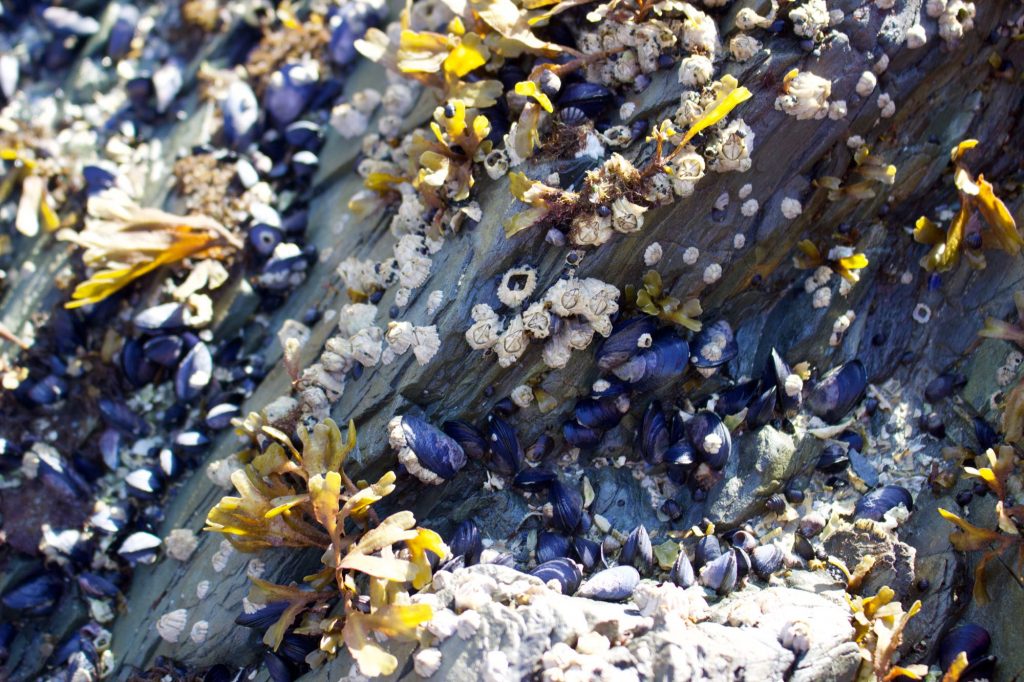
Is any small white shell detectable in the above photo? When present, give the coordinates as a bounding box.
[190,620,209,645]
[511,385,534,408]
[855,71,877,97]
[683,247,700,265]
[741,199,759,217]
[781,198,803,219]
[414,647,444,678]
[703,263,723,284]
[195,581,210,599]
[644,242,663,266]
[156,609,188,643]
[164,528,198,562]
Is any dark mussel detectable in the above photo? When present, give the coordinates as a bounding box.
[687,411,731,469]
[726,529,757,552]
[284,121,322,151]
[698,551,738,594]
[733,547,752,579]
[806,360,867,424]
[206,402,241,430]
[537,532,572,564]
[557,81,613,118]
[249,224,283,257]
[107,5,138,60]
[750,544,783,580]
[223,81,260,148]
[595,317,658,371]
[816,442,850,474]
[449,520,482,566]
[531,558,583,595]
[715,379,759,417]
[263,650,294,682]
[690,320,738,370]
[487,413,523,475]
[939,624,993,678]
[278,632,319,665]
[443,420,487,460]
[549,480,583,534]
[236,601,289,629]
[920,412,946,439]
[620,525,653,571]
[745,386,778,429]
[143,334,184,367]
[512,467,557,492]
[390,415,467,484]
[176,341,213,401]
[661,498,684,521]
[37,448,89,499]
[120,337,157,387]
[133,302,187,332]
[26,374,67,406]
[925,372,966,403]
[973,417,999,451]
[640,401,669,464]
[572,536,601,570]
[125,467,163,499]
[2,572,63,616]
[575,395,628,431]
[767,348,802,417]
[263,63,318,129]
[576,565,640,601]
[853,485,913,521]
[525,434,554,461]
[77,572,121,599]
[563,421,602,448]
[693,535,722,570]
[612,333,689,388]
[670,550,696,588]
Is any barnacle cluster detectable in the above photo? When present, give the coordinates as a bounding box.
[465,275,619,368]
[205,418,448,676]
[774,69,834,121]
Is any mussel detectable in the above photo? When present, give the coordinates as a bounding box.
[388,415,467,485]
[531,558,583,595]
[806,360,867,424]
[853,485,913,521]
[576,565,640,601]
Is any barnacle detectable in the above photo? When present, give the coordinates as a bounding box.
[632,270,703,332]
[59,190,242,309]
[774,69,832,121]
[914,140,1021,273]
[205,419,447,676]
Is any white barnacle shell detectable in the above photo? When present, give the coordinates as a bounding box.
[566,318,597,351]
[812,286,832,309]
[394,234,433,289]
[644,242,663,266]
[581,278,620,326]
[411,326,441,365]
[684,246,700,264]
[495,315,529,368]
[781,197,803,219]
[644,172,674,205]
[164,528,198,562]
[670,148,706,197]
[926,0,947,16]
[382,82,416,116]
[736,7,772,29]
[855,71,877,98]
[906,24,927,48]
[877,92,896,118]
[350,327,384,367]
[196,581,210,600]
[703,263,723,284]
[339,303,379,336]
[681,6,720,56]
[729,34,762,62]
[790,0,830,39]
[545,278,587,318]
[385,321,416,356]
[498,266,538,308]
[414,648,443,678]
[522,302,552,339]
[511,385,534,408]
[675,90,705,127]
[741,199,759,216]
[484,149,509,180]
[190,620,209,645]
[156,609,188,643]
[775,71,832,120]
[569,211,614,246]
[352,88,382,114]
[611,197,647,234]
[677,55,714,87]
[784,373,804,397]
[542,327,574,369]
[828,100,847,120]
[426,290,444,316]
[780,620,811,655]
[710,119,755,173]
[466,305,502,350]
[330,102,369,139]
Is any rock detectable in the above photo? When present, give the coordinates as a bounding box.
[703,425,800,528]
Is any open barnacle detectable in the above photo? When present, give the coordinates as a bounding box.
[206,419,448,677]
[632,270,703,332]
[498,265,538,307]
[794,240,869,283]
[59,189,242,308]
[790,0,831,42]
[914,139,1020,272]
